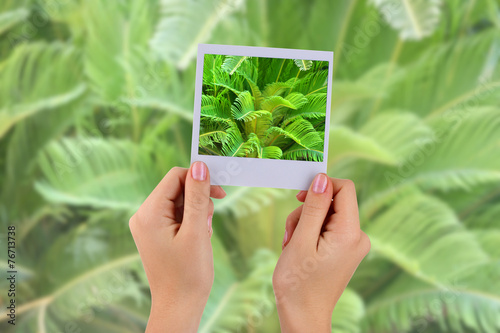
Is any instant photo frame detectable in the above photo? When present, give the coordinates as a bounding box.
[191,44,334,190]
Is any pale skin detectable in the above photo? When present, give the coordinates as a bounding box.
[129,162,370,332]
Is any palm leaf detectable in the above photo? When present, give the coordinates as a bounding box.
[381,30,500,117]
[0,42,86,138]
[282,143,324,162]
[293,58,313,71]
[200,239,276,332]
[199,121,232,148]
[231,91,272,122]
[0,214,145,332]
[328,126,397,165]
[150,0,243,69]
[244,112,273,139]
[83,0,155,102]
[269,118,324,151]
[262,79,294,97]
[359,111,434,161]
[221,126,257,157]
[283,93,327,125]
[364,262,500,332]
[221,55,249,75]
[366,192,488,283]
[331,289,365,333]
[0,7,29,35]
[201,94,232,120]
[214,187,290,218]
[34,138,164,211]
[370,0,442,40]
[260,146,283,159]
[292,69,328,96]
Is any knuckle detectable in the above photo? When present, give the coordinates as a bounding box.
[128,215,135,231]
[340,231,361,246]
[301,203,325,219]
[341,178,355,189]
[358,231,371,255]
[184,189,208,207]
[285,214,296,229]
[208,199,214,215]
[170,166,184,173]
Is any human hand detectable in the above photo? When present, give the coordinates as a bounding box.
[129,162,226,333]
[273,174,370,332]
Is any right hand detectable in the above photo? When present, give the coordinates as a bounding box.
[272,174,371,332]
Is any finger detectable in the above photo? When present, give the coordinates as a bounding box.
[210,185,226,199]
[323,178,360,234]
[296,190,307,202]
[131,167,188,230]
[208,198,215,218]
[291,173,333,247]
[180,161,211,236]
[208,199,214,237]
[283,205,303,249]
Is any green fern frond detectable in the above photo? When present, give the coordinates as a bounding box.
[261,146,283,159]
[292,69,328,95]
[221,55,248,75]
[246,78,264,109]
[199,121,232,147]
[274,118,324,150]
[0,42,86,138]
[201,95,232,120]
[366,192,488,282]
[35,138,163,211]
[283,93,327,125]
[332,289,365,333]
[293,59,313,71]
[329,126,397,165]
[214,186,290,217]
[262,79,294,97]
[0,7,29,35]
[220,126,256,157]
[282,143,323,162]
[150,0,243,69]
[261,93,308,121]
[370,0,442,40]
[244,112,273,139]
[261,95,296,113]
[200,239,276,332]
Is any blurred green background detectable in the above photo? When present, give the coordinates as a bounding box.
[1,0,499,332]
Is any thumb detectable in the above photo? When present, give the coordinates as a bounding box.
[291,173,333,247]
[180,161,211,237]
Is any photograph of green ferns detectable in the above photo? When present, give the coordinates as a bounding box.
[1,0,500,332]
[199,54,327,161]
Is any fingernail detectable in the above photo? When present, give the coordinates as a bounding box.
[312,173,328,193]
[282,229,288,247]
[208,215,213,233]
[192,161,207,181]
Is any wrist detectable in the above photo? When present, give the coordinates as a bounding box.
[147,295,207,333]
[276,301,332,333]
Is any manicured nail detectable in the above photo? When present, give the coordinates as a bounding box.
[282,229,288,247]
[208,215,213,233]
[312,173,328,193]
[192,161,207,181]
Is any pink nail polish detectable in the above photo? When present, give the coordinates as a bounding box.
[208,215,213,232]
[282,229,288,246]
[312,174,327,193]
[192,161,207,181]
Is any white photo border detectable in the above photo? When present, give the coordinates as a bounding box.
[191,44,334,190]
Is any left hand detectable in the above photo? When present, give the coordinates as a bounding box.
[129,162,226,332]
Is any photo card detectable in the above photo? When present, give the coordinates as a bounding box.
[191,44,333,190]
